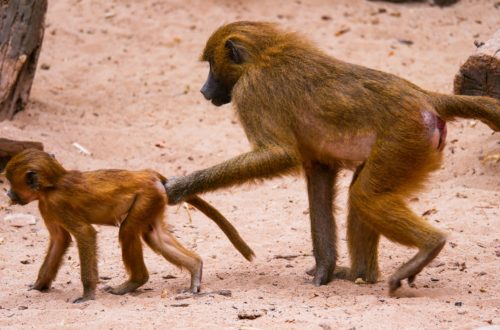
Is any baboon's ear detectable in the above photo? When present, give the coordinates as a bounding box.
[25,170,38,190]
[225,39,247,64]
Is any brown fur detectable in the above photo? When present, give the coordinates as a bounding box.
[5,148,254,303]
[164,21,499,293]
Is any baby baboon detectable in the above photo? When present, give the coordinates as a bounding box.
[5,149,254,302]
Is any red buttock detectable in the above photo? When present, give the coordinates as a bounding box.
[436,117,447,151]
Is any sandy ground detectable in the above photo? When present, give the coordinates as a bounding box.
[0,0,499,329]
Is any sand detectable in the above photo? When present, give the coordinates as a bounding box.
[0,0,499,329]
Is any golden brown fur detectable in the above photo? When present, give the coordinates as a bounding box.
[5,148,254,303]
[165,21,499,293]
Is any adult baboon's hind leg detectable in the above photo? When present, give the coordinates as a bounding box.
[347,164,380,283]
[349,134,446,293]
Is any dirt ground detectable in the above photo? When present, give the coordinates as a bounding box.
[0,0,499,329]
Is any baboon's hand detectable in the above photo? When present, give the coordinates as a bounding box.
[28,282,50,292]
[164,176,187,205]
[73,293,95,304]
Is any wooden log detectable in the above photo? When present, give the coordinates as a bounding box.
[0,138,43,171]
[454,30,500,99]
[0,0,48,121]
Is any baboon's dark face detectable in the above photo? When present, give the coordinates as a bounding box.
[201,28,250,107]
[6,189,26,205]
[200,64,232,106]
[5,170,39,205]
[4,149,57,206]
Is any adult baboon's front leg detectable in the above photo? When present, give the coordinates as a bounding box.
[305,161,338,286]
[165,147,298,205]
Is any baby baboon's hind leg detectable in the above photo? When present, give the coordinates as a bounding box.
[104,216,149,295]
[143,220,203,293]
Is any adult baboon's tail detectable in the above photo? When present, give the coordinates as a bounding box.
[430,93,500,131]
